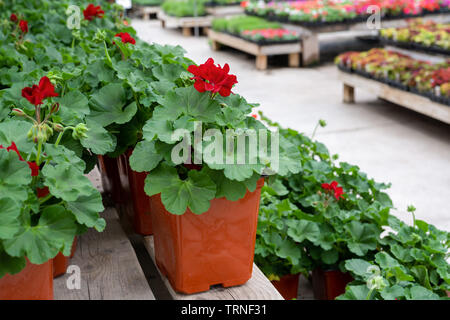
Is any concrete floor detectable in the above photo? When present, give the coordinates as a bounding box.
[132,19,450,232]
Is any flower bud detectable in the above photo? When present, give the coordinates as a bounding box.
[52,123,64,132]
[11,108,25,117]
[72,123,89,140]
[50,102,60,114]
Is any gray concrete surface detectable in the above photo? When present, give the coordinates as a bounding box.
[132,19,450,232]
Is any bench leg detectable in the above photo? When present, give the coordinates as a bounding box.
[182,27,192,37]
[161,20,165,28]
[301,34,319,66]
[211,40,221,51]
[288,53,300,68]
[256,55,267,70]
[343,84,355,103]
[143,13,150,20]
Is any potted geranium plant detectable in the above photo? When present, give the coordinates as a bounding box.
[0,76,105,300]
[129,57,302,293]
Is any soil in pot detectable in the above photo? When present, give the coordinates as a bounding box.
[271,273,300,300]
[312,268,353,300]
[0,259,53,300]
[150,178,265,294]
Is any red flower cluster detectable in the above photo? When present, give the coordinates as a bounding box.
[114,32,136,45]
[321,181,345,200]
[431,68,450,87]
[10,13,17,22]
[22,76,58,106]
[19,20,28,33]
[0,142,39,176]
[187,58,238,97]
[83,4,104,21]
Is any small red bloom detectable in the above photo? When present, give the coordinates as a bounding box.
[83,4,105,21]
[10,14,17,22]
[27,161,39,176]
[114,32,136,45]
[187,58,238,97]
[251,114,257,119]
[22,76,58,106]
[19,20,28,33]
[321,180,345,200]
[1,142,38,176]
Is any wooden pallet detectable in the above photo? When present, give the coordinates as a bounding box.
[134,5,161,20]
[205,5,244,16]
[159,11,213,36]
[208,29,302,70]
[281,12,450,66]
[143,236,284,300]
[53,208,156,300]
[338,70,450,124]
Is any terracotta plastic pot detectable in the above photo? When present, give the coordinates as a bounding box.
[124,149,153,235]
[271,273,300,300]
[150,178,265,294]
[97,155,124,204]
[0,259,53,300]
[312,268,353,300]
[53,237,78,278]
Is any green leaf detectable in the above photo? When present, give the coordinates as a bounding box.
[275,241,302,266]
[160,169,217,215]
[0,197,22,240]
[67,192,105,232]
[44,144,86,173]
[380,285,405,300]
[407,286,440,300]
[80,119,116,155]
[411,266,432,290]
[0,120,34,151]
[56,90,90,125]
[286,220,320,243]
[206,168,247,201]
[375,252,401,269]
[0,149,32,187]
[3,205,77,264]
[345,221,379,256]
[88,83,137,126]
[152,63,185,82]
[129,140,163,172]
[43,162,95,202]
[336,285,369,300]
[321,249,339,265]
[0,249,26,278]
[344,259,373,278]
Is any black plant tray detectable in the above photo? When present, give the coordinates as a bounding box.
[245,7,449,29]
[204,2,242,7]
[337,64,450,107]
[379,38,450,56]
[221,30,301,46]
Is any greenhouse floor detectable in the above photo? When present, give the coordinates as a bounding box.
[132,19,450,233]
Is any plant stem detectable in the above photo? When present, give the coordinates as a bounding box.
[311,122,319,140]
[35,139,43,165]
[104,40,112,66]
[366,288,374,300]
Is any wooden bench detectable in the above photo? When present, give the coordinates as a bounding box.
[53,208,156,300]
[159,11,213,36]
[137,6,161,20]
[205,5,244,17]
[143,236,284,300]
[208,29,302,70]
[280,12,450,66]
[338,70,450,124]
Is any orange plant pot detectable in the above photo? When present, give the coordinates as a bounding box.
[271,273,300,300]
[97,155,124,204]
[0,259,53,300]
[125,149,153,235]
[53,237,78,278]
[150,178,264,294]
[312,268,353,300]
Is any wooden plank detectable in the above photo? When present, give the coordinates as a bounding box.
[158,11,213,29]
[205,5,244,16]
[54,208,155,300]
[301,33,319,66]
[343,83,355,103]
[256,55,268,70]
[338,70,450,124]
[384,45,448,64]
[208,29,302,57]
[143,236,284,300]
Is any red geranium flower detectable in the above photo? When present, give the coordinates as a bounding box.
[10,13,18,22]
[83,4,104,21]
[22,76,58,106]
[19,20,28,33]
[114,32,136,45]
[321,180,345,200]
[187,58,238,97]
[0,142,39,176]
